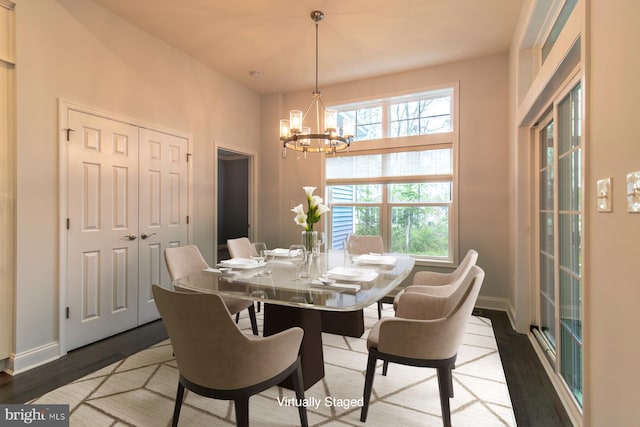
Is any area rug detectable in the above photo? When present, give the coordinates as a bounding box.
[32,304,516,426]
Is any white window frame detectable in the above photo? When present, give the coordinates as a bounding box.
[325,83,459,267]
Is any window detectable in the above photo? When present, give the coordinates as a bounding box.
[335,88,453,142]
[326,87,457,263]
[541,0,578,64]
[326,146,455,262]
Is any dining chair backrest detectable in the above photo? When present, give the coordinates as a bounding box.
[412,249,478,287]
[164,245,209,281]
[347,235,384,255]
[152,285,302,390]
[227,237,258,258]
[388,265,485,359]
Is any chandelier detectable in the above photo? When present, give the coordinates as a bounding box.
[279,11,354,158]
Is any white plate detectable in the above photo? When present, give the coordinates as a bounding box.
[218,258,263,269]
[354,254,397,266]
[326,267,379,282]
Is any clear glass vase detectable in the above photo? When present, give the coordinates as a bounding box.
[301,230,318,255]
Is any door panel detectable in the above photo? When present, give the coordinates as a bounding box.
[138,128,188,324]
[67,110,139,350]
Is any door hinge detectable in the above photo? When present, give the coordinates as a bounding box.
[186,215,190,225]
[64,128,76,141]
[66,307,70,319]
[66,218,70,230]
[186,153,192,162]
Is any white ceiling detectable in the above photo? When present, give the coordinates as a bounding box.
[90,0,524,95]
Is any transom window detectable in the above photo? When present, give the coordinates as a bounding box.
[335,88,453,142]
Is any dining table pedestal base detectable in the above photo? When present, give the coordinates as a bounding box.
[263,304,324,391]
[321,310,365,338]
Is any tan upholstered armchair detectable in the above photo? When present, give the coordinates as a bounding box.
[344,235,393,319]
[226,237,262,313]
[392,249,479,310]
[347,234,384,255]
[360,265,485,427]
[227,237,258,258]
[164,244,258,335]
[152,285,308,427]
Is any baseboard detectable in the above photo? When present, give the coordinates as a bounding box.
[6,342,60,375]
[475,295,509,312]
[506,299,518,331]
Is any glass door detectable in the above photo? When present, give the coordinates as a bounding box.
[535,82,583,407]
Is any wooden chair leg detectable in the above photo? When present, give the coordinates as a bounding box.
[449,366,454,398]
[382,360,389,376]
[377,301,383,319]
[248,304,259,336]
[437,367,452,427]
[235,313,240,323]
[234,398,250,427]
[360,351,378,422]
[291,359,309,427]
[172,382,185,427]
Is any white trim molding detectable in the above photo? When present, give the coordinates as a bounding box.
[6,342,60,375]
[476,296,510,312]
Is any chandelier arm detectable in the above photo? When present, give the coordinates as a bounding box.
[301,95,318,123]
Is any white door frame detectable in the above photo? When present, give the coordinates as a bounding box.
[214,142,258,262]
[58,99,193,354]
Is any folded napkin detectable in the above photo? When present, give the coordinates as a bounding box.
[266,248,290,257]
[311,280,361,293]
[353,254,397,265]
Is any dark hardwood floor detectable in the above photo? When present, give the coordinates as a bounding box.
[474,308,573,426]
[0,309,573,426]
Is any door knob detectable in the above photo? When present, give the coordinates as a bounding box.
[141,232,157,240]
[124,234,137,241]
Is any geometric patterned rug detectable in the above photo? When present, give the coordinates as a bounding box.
[32,304,516,426]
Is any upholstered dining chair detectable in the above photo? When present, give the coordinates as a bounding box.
[392,249,479,311]
[344,235,393,319]
[360,265,485,427]
[346,234,384,256]
[152,285,308,427]
[164,244,258,335]
[227,237,258,258]
[226,237,262,313]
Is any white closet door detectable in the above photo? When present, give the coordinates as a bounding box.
[66,109,139,350]
[137,128,189,324]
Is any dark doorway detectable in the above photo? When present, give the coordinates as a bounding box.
[217,149,250,261]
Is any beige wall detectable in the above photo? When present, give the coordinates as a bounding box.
[13,0,260,360]
[260,54,511,303]
[587,0,640,424]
